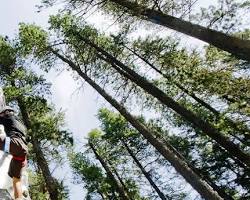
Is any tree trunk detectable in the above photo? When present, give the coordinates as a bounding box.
[107,162,132,200]
[200,174,234,200]
[89,141,130,200]
[51,49,223,200]
[122,140,167,200]
[107,0,250,62]
[97,189,105,200]
[17,98,60,200]
[124,45,250,144]
[123,44,220,115]
[72,34,250,167]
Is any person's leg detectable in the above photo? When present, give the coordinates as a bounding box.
[6,137,28,199]
[9,158,26,199]
[13,176,23,199]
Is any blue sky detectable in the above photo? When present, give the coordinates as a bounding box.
[0,0,213,199]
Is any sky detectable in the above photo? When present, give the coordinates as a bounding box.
[0,0,213,199]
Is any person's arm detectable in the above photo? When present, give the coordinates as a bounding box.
[0,116,6,141]
[0,124,6,140]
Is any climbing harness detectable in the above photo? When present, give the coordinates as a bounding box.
[4,137,10,153]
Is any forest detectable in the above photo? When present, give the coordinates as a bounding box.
[0,0,250,199]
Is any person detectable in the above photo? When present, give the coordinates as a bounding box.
[0,106,28,200]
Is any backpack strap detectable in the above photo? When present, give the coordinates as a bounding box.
[4,137,10,153]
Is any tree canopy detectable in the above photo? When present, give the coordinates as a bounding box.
[1,0,250,199]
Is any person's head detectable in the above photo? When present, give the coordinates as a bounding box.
[0,106,15,117]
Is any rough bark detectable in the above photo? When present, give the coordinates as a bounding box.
[72,34,250,167]
[17,98,60,200]
[89,141,130,200]
[51,49,224,200]
[107,0,250,62]
[122,140,167,200]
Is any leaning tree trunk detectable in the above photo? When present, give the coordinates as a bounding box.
[88,141,130,200]
[17,98,60,200]
[105,0,250,62]
[71,33,250,167]
[51,49,223,200]
[122,140,167,200]
[108,163,132,200]
[123,44,220,115]
[97,190,105,200]
[123,44,250,143]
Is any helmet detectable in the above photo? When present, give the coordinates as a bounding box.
[0,106,15,114]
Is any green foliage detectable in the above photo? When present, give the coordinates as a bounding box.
[29,170,69,200]
[19,23,49,57]
[29,171,49,200]
[70,151,117,199]
[92,108,188,199]
[18,23,56,72]
[15,2,250,199]
[193,0,250,33]
[0,36,17,67]
[98,108,129,139]
[88,128,102,140]
[0,34,73,199]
